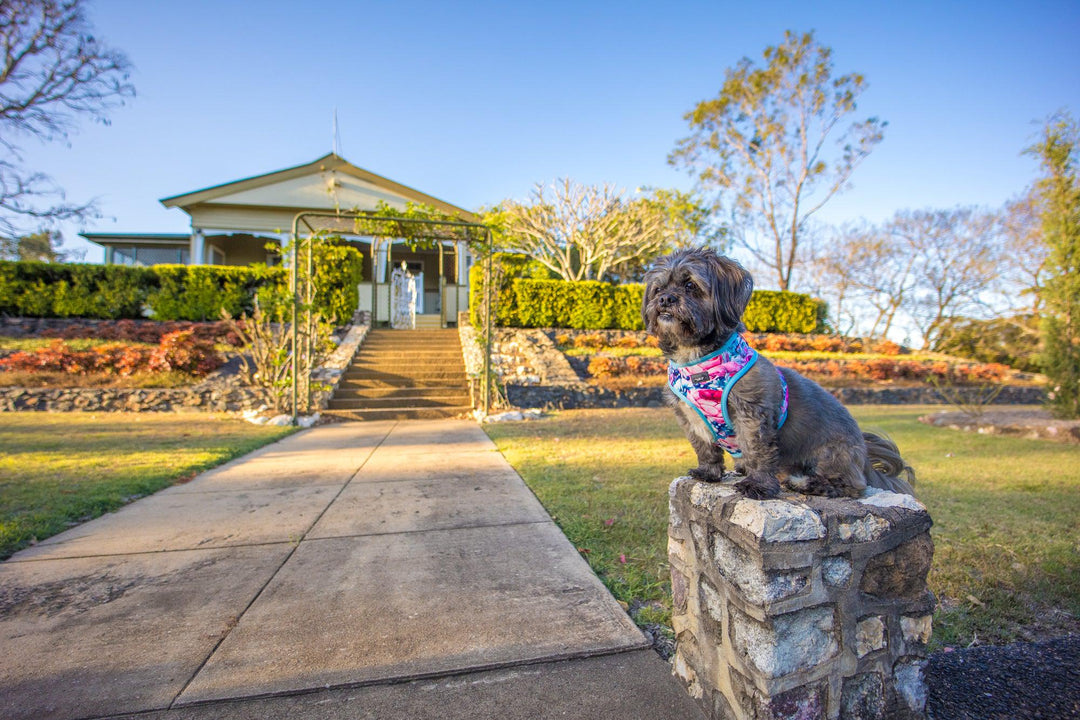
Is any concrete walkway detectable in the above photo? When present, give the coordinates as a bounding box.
[0,420,703,719]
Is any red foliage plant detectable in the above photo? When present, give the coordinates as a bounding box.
[39,319,241,347]
[148,330,222,375]
[0,332,221,377]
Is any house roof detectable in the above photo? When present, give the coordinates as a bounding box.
[159,153,478,223]
[80,233,190,246]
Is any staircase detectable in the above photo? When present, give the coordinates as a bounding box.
[326,328,473,421]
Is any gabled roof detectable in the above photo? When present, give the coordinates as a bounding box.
[159,153,478,222]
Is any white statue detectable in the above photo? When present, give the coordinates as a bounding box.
[390,261,416,329]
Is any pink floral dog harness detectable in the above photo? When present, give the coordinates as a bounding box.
[668,334,789,458]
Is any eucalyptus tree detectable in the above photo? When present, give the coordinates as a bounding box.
[670,30,884,291]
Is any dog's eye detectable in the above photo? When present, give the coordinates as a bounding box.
[684,281,696,292]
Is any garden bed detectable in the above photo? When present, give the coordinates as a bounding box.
[485,327,1046,410]
[0,317,365,415]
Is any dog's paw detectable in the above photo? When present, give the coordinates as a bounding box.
[734,473,782,500]
[802,475,861,498]
[688,466,725,483]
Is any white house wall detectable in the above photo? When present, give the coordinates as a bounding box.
[202,174,412,212]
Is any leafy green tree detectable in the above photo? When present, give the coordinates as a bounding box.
[1029,112,1080,418]
[0,230,79,261]
[670,30,884,291]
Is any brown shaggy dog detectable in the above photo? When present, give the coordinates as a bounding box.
[643,247,915,500]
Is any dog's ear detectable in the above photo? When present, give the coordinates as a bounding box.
[708,254,753,333]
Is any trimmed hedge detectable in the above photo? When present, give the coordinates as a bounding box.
[0,247,365,325]
[741,290,822,334]
[0,261,155,319]
[469,254,823,332]
[146,265,282,321]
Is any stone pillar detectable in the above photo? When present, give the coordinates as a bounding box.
[668,476,934,720]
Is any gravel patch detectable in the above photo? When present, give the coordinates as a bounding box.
[926,635,1080,719]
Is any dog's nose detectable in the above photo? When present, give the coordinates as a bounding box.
[659,293,676,307]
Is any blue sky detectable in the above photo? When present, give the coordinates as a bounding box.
[17,0,1080,275]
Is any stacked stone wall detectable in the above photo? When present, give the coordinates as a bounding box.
[668,476,934,719]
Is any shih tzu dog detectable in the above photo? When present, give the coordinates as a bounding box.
[643,247,915,500]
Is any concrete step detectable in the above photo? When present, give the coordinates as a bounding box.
[337,377,469,389]
[413,315,443,329]
[364,330,458,337]
[351,352,464,362]
[323,406,473,421]
[328,396,471,410]
[357,344,461,352]
[343,369,466,382]
[333,387,471,401]
[348,363,466,375]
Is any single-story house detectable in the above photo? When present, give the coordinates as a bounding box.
[81,153,480,326]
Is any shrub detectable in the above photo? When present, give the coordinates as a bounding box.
[148,330,222,375]
[469,253,558,328]
[311,243,365,324]
[612,284,645,330]
[0,254,362,326]
[587,355,620,378]
[742,290,822,333]
[933,315,1041,373]
[870,339,903,356]
[0,261,155,319]
[0,333,221,378]
[586,354,665,379]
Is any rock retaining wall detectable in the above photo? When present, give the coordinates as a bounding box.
[0,386,265,413]
[668,476,934,720]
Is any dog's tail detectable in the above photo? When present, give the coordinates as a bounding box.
[863,431,916,496]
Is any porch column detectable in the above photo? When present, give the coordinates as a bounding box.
[456,241,469,285]
[104,246,114,265]
[375,240,391,283]
[189,228,206,266]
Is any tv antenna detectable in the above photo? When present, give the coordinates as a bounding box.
[332,109,342,156]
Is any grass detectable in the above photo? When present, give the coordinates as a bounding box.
[0,369,197,388]
[0,413,295,559]
[484,406,1080,649]
[0,337,157,352]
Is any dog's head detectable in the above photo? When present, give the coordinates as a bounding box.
[642,248,753,355]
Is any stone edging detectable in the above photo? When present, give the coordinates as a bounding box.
[505,383,1045,410]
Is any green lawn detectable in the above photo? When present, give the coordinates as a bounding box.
[0,413,295,559]
[484,406,1080,649]
[0,337,157,352]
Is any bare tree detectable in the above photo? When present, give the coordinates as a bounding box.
[490,179,714,282]
[670,30,885,291]
[0,0,134,236]
[893,208,1002,349]
[997,191,1049,314]
[811,221,918,338]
